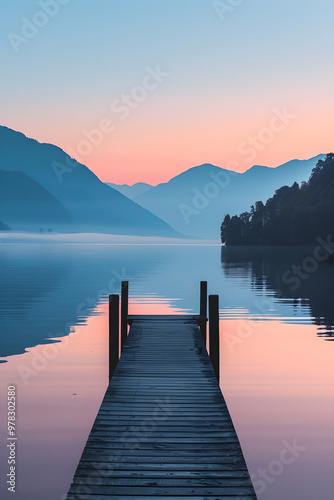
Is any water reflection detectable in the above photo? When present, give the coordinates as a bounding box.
[0,243,226,360]
[2,242,334,363]
[221,246,334,338]
[0,243,167,359]
[0,240,333,500]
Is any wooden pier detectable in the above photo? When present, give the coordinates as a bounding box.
[66,282,256,499]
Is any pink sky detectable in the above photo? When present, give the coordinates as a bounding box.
[2,0,333,185]
[45,103,334,184]
[6,98,333,186]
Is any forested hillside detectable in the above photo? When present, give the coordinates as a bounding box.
[221,153,334,245]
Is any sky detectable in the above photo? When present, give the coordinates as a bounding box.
[1,0,333,185]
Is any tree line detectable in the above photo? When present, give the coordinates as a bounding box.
[221,153,334,245]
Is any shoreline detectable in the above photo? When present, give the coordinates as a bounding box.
[0,231,219,246]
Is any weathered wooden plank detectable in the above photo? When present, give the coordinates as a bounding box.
[91,427,235,433]
[93,417,233,423]
[66,317,256,499]
[67,484,256,496]
[81,449,245,457]
[67,496,256,500]
[75,461,247,470]
[86,439,242,447]
[75,468,251,478]
[78,454,248,464]
[90,430,235,437]
[91,417,234,425]
[71,477,253,487]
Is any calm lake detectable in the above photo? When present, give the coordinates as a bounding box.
[0,238,333,499]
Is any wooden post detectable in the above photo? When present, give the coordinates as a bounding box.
[109,294,119,381]
[199,281,207,342]
[209,294,219,381]
[121,281,129,350]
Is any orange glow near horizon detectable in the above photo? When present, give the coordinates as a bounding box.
[5,97,333,186]
[53,111,334,184]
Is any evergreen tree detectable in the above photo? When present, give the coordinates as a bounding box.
[221,153,334,245]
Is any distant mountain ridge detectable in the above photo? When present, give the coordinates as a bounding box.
[132,156,326,237]
[0,126,182,237]
[106,182,152,200]
[0,125,325,239]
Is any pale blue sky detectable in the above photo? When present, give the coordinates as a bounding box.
[1,0,333,182]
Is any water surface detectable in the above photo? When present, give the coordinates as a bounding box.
[0,240,333,499]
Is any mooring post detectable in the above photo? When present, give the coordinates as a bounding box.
[209,294,219,381]
[199,281,207,342]
[121,281,129,350]
[109,294,119,381]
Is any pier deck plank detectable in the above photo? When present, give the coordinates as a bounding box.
[66,316,256,499]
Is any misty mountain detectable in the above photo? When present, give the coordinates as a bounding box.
[0,127,181,237]
[0,220,10,231]
[106,182,152,199]
[134,156,325,238]
[0,169,71,231]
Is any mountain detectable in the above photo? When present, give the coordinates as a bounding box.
[221,153,334,245]
[0,220,10,231]
[0,169,71,231]
[0,126,182,237]
[134,156,325,238]
[106,182,152,199]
